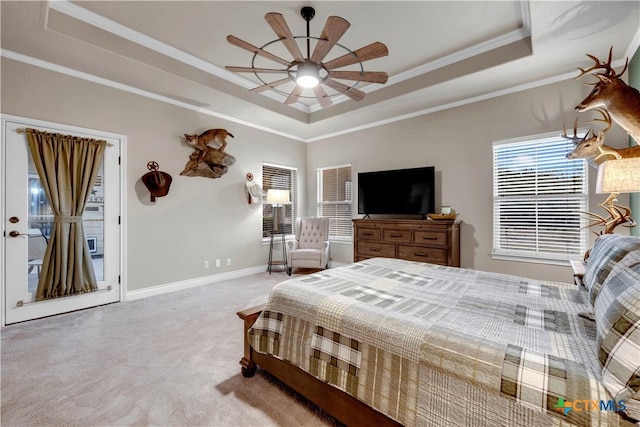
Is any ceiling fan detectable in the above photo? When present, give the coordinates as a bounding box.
[225,6,389,108]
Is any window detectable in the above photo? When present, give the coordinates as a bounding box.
[262,163,297,238]
[493,133,588,264]
[317,165,352,241]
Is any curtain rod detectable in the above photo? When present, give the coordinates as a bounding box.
[16,128,113,146]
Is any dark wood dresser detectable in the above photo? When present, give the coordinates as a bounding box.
[352,218,461,267]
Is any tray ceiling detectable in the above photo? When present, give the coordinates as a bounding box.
[1,1,639,141]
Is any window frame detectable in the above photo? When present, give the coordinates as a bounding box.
[492,131,589,265]
[317,164,353,243]
[262,162,298,240]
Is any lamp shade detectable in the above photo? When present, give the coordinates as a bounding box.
[266,189,290,204]
[596,157,640,194]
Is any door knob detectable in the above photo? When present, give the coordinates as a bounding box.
[8,230,27,237]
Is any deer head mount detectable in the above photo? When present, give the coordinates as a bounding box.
[562,108,640,168]
[575,46,640,144]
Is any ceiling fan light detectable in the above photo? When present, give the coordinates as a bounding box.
[297,74,320,88]
[296,62,320,88]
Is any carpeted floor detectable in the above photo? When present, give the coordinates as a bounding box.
[1,270,342,427]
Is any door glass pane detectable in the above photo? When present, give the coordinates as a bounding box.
[27,174,52,294]
[84,162,104,282]
[26,151,105,294]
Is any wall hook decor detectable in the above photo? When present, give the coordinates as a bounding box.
[180,129,237,178]
[245,172,262,204]
[142,161,173,202]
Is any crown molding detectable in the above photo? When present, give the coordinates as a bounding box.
[48,0,532,114]
[0,49,306,142]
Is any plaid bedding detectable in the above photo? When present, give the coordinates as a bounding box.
[248,258,636,426]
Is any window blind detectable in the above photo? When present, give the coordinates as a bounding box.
[262,163,297,238]
[493,135,588,262]
[317,165,352,240]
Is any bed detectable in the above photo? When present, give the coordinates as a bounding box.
[237,234,640,426]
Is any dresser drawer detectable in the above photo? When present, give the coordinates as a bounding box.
[414,230,447,246]
[357,241,396,258]
[357,228,381,240]
[383,229,411,243]
[353,219,460,267]
[398,245,447,264]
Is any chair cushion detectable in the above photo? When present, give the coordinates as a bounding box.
[290,248,323,261]
[297,217,329,250]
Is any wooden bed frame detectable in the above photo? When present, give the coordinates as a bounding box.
[237,305,402,427]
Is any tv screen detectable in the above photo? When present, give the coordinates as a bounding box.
[358,166,435,216]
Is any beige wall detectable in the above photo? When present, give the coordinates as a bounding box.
[1,59,307,291]
[3,58,632,287]
[307,78,630,282]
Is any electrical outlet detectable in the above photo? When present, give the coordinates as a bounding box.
[203,260,209,269]
[226,258,231,266]
[215,259,221,267]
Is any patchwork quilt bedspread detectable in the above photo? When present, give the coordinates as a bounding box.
[248,258,634,426]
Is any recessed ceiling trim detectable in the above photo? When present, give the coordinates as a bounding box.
[0,49,306,142]
[305,70,584,143]
[389,27,531,86]
[5,48,615,145]
[48,0,531,114]
[47,0,311,114]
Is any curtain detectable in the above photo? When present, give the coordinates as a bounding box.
[25,128,107,301]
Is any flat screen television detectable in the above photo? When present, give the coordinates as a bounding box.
[358,166,435,216]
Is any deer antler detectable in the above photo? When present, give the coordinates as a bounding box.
[587,108,612,134]
[561,109,610,146]
[576,46,629,80]
[561,117,588,144]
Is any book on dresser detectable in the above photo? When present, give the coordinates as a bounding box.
[352,218,461,267]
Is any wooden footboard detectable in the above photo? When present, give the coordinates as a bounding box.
[237,306,401,427]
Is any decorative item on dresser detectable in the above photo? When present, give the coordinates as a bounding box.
[352,218,460,267]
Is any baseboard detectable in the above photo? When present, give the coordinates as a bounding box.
[125,265,267,301]
[125,261,350,301]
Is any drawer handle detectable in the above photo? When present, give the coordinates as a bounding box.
[390,234,402,238]
[370,248,380,252]
[415,253,428,257]
[422,236,437,240]
[363,232,374,236]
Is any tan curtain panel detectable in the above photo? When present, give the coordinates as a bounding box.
[25,128,107,301]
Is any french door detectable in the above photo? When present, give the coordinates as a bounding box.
[2,116,123,325]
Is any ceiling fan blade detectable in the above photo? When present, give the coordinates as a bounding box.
[310,16,350,63]
[249,78,291,93]
[328,70,388,84]
[323,79,366,102]
[226,35,291,67]
[285,85,304,104]
[313,85,333,108]
[265,13,304,62]
[323,42,389,70]
[225,66,288,74]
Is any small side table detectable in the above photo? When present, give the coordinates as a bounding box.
[570,259,586,287]
[268,230,287,274]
